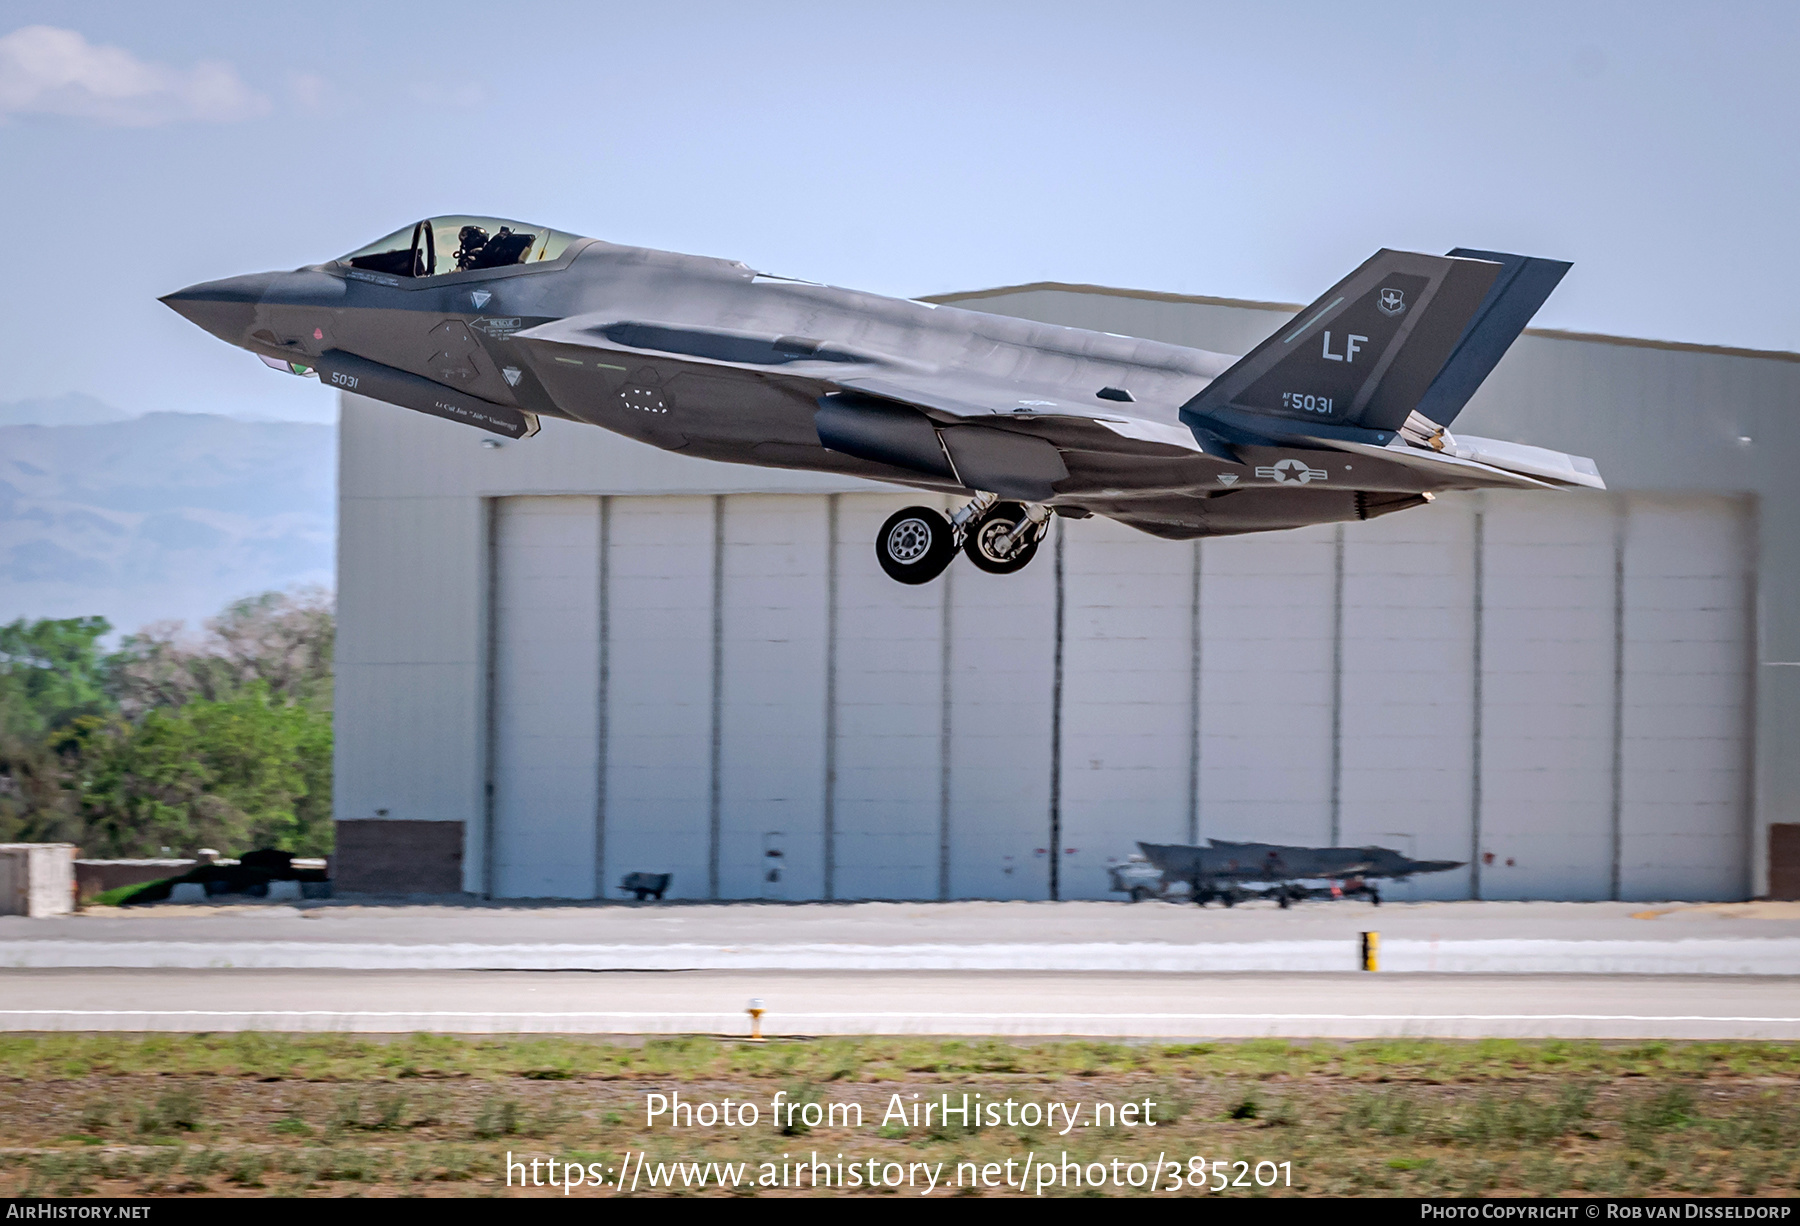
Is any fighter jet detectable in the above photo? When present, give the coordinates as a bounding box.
[1205,839,1465,885]
[1137,839,1464,906]
[162,214,1602,583]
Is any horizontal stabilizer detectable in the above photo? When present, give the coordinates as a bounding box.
[1443,433,1603,489]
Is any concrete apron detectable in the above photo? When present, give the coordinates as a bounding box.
[6,937,1800,974]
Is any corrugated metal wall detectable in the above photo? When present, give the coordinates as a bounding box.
[482,489,1752,902]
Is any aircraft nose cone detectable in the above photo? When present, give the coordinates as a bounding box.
[160,271,284,346]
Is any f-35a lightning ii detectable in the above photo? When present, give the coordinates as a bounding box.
[1136,839,1465,907]
[163,214,1602,583]
[1205,839,1465,885]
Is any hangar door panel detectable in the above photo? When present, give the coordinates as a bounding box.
[491,497,601,899]
[1619,496,1752,900]
[1338,499,1476,901]
[605,497,717,900]
[717,496,830,900]
[1198,526,1337,845]
[947,525,1058,900]
[1476,493,1617,901]
[1059,518,1197,899]
[831,494,950,901]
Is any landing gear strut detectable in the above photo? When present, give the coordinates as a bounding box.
[962,500,1051,574]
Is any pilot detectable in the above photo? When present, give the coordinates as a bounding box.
[454,225,490,272]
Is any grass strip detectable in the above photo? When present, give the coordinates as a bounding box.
[0,1036,1795,1198]
[86,879,174,907]
[5,1033,1800,1083]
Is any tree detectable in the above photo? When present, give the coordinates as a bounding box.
[0,616,114,846]
[0,615,114,736]
[0,727,83,846]
[77,683,333,858]
[111,588,334,717]
[0,590,336,857]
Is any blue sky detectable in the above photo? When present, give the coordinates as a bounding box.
[1,1,1795,424]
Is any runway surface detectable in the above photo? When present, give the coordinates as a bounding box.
[4,968,1798,1039]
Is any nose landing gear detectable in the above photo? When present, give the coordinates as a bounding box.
[874,494,1054,584]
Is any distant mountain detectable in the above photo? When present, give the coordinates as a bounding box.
[0,393,137,427]
[0,413,335,634]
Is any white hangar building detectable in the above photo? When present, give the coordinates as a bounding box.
[332,281,1800,903]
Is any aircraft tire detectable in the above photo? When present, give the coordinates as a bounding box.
[963,502,1042,574]
[877,506,956,584]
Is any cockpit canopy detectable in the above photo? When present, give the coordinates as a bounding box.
[338,215,581,279]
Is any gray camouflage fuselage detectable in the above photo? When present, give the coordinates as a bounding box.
[163,224,1601,544]
[1139,840,1465,888]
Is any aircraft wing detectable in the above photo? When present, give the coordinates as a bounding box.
[827,371,1598,494]
[513,312,1204,446]
[512,312,1596,499]
[846,366,1583,496]
[823,369,1224,500]
[838,372,1206,449]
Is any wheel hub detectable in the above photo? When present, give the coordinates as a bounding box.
[886,517,933,563]
[974,518,1019,561]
